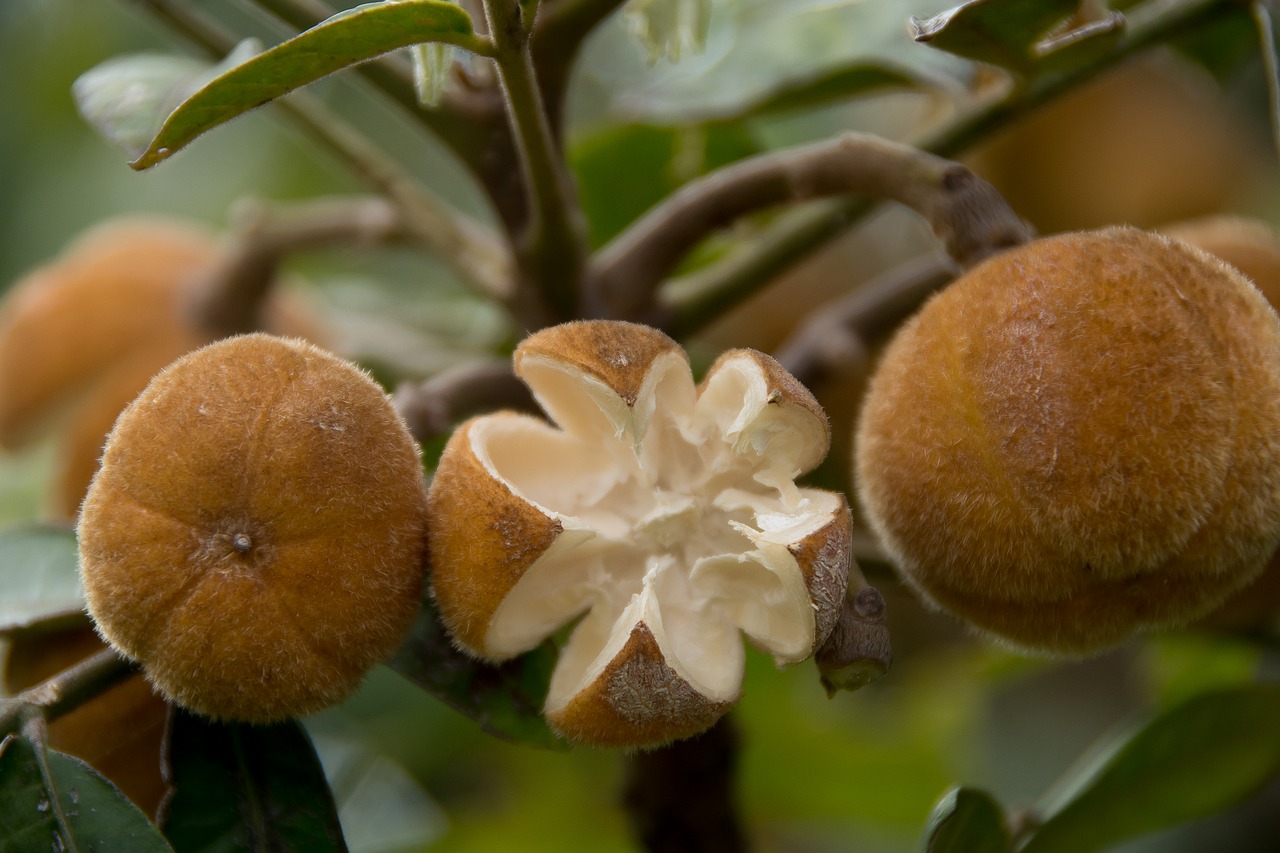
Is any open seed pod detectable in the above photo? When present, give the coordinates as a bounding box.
[428,321,852,749]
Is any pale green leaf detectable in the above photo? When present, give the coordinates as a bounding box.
[0,524,84,636]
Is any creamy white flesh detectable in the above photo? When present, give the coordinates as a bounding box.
[475,351,837,712]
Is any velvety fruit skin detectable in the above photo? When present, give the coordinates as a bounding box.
[856,227,1280,654]
[0,216,328,519]
[78,334,428,721]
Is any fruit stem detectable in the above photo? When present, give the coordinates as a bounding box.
[483,0,591,323]
[774,253,957,388]
[815,564,893,698]
[394,359,538,443]
[590,133,1030,327]
[623,715,748,853]
[0,647,136,739]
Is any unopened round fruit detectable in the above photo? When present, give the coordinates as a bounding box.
[78,334,428,721]
[855,227,1280,654]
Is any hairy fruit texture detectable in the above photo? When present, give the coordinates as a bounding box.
[429,320,852,749]
[0,217,326,518]
[856,227,1280,655]
[77,334,428,722]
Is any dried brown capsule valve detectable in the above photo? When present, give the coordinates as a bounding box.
[429,321,853,748]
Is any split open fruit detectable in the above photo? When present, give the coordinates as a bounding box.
[428,321,852,748]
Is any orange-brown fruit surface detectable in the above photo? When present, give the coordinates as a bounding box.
[0,216,328,518]
[3,626,169,817]
[1164,216,1280,630]
[429,320,852,748]
[77,334,428,722]
[855,227,1280,654]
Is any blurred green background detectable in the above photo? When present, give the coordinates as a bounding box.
[4,1,1280,851]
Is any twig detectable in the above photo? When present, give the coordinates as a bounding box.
[484,0,591,322]
[187,197,409,338]
[394,359,538,443]
[661,0,1233,337]
[815,562,893,697]
[774,253,957,388]
[126,0,514,298]
[623,716,748,853]
[531,0,629,129]
[591,133,1030,322]
[0,647,136,738]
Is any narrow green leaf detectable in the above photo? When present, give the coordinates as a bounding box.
[387,598,561,748]
[742,61,932,119]
[162,711,347,853]
[1021,684,1280,853]
[0,734,173,852]
[909,0,1091,75]
[0,523,85,636]
[1252,0,1280,160]
[90,0,483,170]
[919,787,1010,853]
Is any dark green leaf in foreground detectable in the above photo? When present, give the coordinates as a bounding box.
[388,598,561,748]
[161,711,346,853]
[919,787,1010,853]
[0,734,172,852]
[910,0,1123,77]
[82,0,484,170]
[1021,684,1280,853]
[0,523,85,636]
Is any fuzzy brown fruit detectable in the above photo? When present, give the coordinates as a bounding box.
[0,216,328,519]
[855,227,1280,654]
[78,334,427,721]
[429,321,852,748]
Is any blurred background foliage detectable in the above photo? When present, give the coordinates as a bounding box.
[3,1,1280,851]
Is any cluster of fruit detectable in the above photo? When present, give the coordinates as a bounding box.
[4,214,1280,763]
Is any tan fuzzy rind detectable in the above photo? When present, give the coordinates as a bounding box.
[0,218,216,448]
[427,414,563,656]
[545,622,735,749]
[856,227,1280,654]
[77,333,428,722]
[791,495,854,646]
[1162,216,1280,306]
[515,320,684,405]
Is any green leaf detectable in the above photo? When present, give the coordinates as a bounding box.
[82,0,483,169]
[0,734,173,852]
[162,710,347,853]
[1021,684,1280,853]
[73,40,260,162]
[909,0,1123,77]
[571,122,761,247]
[387,598,561,748]
[919,787,1010,853]
[0,523,85,636]
[741,61,932,119]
